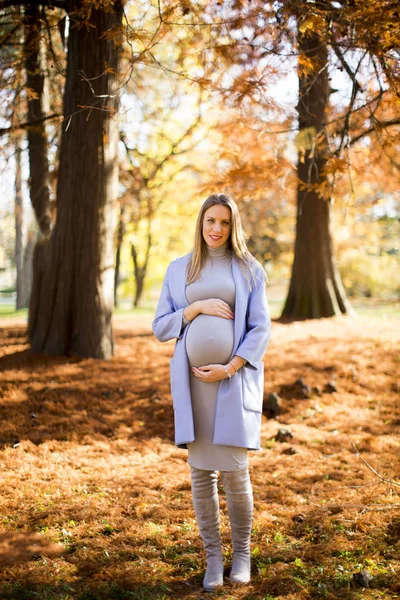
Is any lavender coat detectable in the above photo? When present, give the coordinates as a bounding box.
[152,252,271,450]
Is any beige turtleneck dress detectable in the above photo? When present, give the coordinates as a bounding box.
[184,244,248,471]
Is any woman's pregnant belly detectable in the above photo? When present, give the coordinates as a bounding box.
[186,314,234,367]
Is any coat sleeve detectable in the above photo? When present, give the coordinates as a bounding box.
[152,264,186,342]
[235,267,271,370]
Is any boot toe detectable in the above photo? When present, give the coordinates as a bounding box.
[229,555,250,584]
[203,559,224,592]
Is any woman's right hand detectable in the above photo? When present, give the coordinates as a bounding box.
[198,298,234,320]
[184,299,234,322]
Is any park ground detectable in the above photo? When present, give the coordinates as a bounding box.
[0,301,399,600]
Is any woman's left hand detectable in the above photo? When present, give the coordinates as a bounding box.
[191,364,228,383]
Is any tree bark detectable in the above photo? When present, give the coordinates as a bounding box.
[281,22,353,319]
[24,4,52,237]
[22,227,35,306]
[131,232,151,307]
[28,0,122,358]
[114,204,125,308]
[14,140,25,309]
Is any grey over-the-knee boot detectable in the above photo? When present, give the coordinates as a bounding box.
[190,466,224,592]
[221,466,253,584]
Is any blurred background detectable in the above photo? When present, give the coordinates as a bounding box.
[0,1,399,329]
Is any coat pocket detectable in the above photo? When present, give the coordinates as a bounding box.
[242,363,264,413]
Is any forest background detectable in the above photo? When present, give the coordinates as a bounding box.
[0,1,399,599]
[0,0,399,346]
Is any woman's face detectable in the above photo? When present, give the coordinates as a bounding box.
[202,204,232,249]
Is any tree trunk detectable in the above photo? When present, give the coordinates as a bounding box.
[24,4,52,237]
[131,232,151,307]
[22,227,36,306]
[14,140,25,309]
[281,22,353,319]
[28,0,122,358]
[114,204,125,308]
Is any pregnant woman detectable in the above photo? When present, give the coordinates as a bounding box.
[153,194,271,591]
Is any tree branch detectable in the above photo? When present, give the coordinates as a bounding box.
[331,42,362,94]
[149,111,203,180]
[0,113,61,137]
[352,442,400,487]
[348,118,400,147]
[331,43,365,155]
[0,19,21,45]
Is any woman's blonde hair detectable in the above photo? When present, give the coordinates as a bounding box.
[186,193,262,288]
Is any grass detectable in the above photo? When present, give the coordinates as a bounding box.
[1,293,398,323]
[0,311,399,599]
[0,304,27,318]
[350,299,400,319]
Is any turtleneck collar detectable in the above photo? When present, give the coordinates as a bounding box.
[206,242,229,258]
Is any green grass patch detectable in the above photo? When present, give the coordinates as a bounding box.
[0,304,27,318]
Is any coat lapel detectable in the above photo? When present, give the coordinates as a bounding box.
[171,253,191,309]
[232,256,248,354]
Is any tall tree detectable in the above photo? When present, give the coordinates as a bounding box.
[27,0,123,358]
[23,3,53,237]
[157,1,400,318]
[1,0,174,355]
[282,16,353,318]
[114,203,125,308]
[23,224,35,306]
[280,1,400,317]
[14,137,24,308]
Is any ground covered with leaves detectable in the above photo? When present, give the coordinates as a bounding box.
[0,312,399,600]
